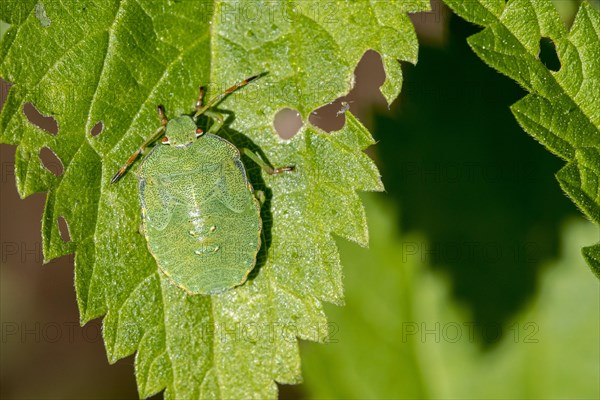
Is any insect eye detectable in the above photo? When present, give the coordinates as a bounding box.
[161,137,170,145]
[196,128,204,138]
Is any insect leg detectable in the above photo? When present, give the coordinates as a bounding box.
[195,86,206,112]
[157,105,168,126]
[240,148,295,175]
[110,124,166,183]
[193,74,263,119]
[111,106,171,183]
[203,110,225,135]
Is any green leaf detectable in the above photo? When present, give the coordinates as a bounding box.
[0,1,429,398]
[441,0,600,276]
[302,194,600,399]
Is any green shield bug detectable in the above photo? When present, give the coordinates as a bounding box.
[111,75,294,295]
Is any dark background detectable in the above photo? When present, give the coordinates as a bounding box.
[1,1,592,399]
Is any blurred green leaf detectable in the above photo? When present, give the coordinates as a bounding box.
[302,193,600,399]
[441,0,600,277]
[0,1,430,398]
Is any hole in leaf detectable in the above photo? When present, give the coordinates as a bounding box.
[309,101,348,133]
[342,50,387,113]
[310,50,387,132]
[408,0,450,46]
[23,102,58,135]
[90,121,104,136]
[39,147,64,176]
[539,37,561,72]
[57,216,71,242]
[273,108,303,139]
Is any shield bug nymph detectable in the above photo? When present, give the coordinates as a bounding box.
[111,75,294,295]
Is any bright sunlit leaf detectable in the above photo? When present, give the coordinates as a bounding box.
[0,1,429,398]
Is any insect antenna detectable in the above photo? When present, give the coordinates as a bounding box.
[193,73,265,119]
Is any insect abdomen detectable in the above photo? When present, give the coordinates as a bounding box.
[138,136,261,295]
